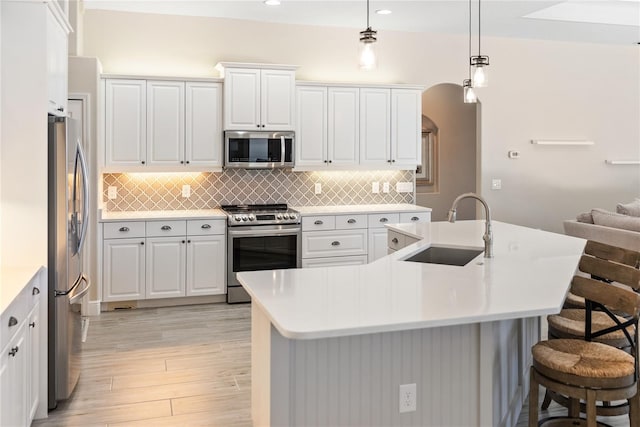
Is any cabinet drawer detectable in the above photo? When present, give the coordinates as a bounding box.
[187,219,226,236]
[103,221,145,239]
[146,220,186,237]
[399,212,431,223]
[302,215,335,231]
[368,213,400,228]
[335,214,367,230]
[387,231,407,251]
[302,255,368,268]
[302,229,367,258]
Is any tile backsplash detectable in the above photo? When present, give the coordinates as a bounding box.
[103,169,415,211]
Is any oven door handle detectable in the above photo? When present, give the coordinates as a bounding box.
[280,136,285,167]
[229,228,301,237]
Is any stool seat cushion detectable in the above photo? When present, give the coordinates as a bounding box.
[548,309,634,340]
[564,291,585,308]
[533,339,635,379]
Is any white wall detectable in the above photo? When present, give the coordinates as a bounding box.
[82,10,640,232]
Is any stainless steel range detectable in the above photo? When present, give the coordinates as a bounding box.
[222,204,301,303]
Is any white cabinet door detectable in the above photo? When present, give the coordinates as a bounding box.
[146,237,186,299]
[146,81,185,166]
[186,82,222,167]
[261,69,296,130]
[0,324,27,427]
[27,303,40,421]
[359,88,391,165]
[391,89,422,165]
[102,238,146,302]
[223,68,261,130]
[302,229,368,259]
[105,80,147,167]
[46,7,68,116]
[328,87,360,166]
[368,228,389,263]
[186,235,226,296]
[296,86,327,168]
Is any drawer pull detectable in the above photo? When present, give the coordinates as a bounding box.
[201,224,211,229]
[8,317,18,327]
[379,218,388,223]
[32,287,40,295]
[119,227,130,232]
[347,219,356,224]
[392,238,399,244]
[140,241,145,245]
[29,322,36,328]
[314,220,323,225]
[331,241,341,246]
[182,240,186,244]
[161,225,172,231]
[411,217,419,221]
[8,346,19,357]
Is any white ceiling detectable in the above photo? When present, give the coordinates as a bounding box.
[83,0,640,45]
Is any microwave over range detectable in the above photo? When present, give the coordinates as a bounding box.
[224,131,295,169]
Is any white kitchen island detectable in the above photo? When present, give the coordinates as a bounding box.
[238,220,586,427]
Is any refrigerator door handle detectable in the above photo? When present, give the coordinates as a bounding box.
[69,275,91,305]
[54,274,83,297]
[75,141,90,255]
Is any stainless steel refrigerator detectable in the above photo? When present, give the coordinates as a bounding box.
[47,115,91,410]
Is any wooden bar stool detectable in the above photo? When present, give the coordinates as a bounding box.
[529,241,640,427]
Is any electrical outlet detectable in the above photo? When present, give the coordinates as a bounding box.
[382,182,390,193]
[396,182,414,193]
[314,183,322,195]
[508,150,520,159]
[491,179,502,190]
[399,383,417,413]
[107,186,118,200]
[372,182,380,194]
[182,185,191,198]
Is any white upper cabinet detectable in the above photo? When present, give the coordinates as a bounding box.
[219,64,296,131]
[146,81,185,167]
[105,79,147,167]
[104,78,222,171]
[296,86,327,168]
[46,4,69,116]
[328,87,360,167]
[359,88,391,165]
[186,82,223,167]
[391,89,422,166]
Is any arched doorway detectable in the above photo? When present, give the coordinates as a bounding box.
[416,83,480,221]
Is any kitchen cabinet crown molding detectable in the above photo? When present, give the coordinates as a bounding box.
[47,0,73,33]
[296,80,425,91]
[101,74,223,83]
[215,62,299,75]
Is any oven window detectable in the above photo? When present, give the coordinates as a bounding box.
[227,138,293,163]
[232,234,297,273]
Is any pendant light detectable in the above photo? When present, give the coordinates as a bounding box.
[359,0,377,70]
[470,0,489,87]
[463,0,477,103]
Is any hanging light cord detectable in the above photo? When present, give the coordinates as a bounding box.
[478,0,481,56]
[468,0,472,79]
[366,0,370,29]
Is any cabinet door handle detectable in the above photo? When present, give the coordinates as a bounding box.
[201,224,211,229]
[119,227,130,232]
[186,161,190,164]
[328,160,332,164]
[161,225,172,231]
[331,241,340,246]
[32,287,40,295]
[29,322,36,328]
[141,161,146,165]
[140,241,145,245]
[314,220,323,225]
[182,240,186,244]
[392,238,399,244]
[187,240,191,243]
[379,218,388,223]
[57,107,64,112]
[180,161,184,164]
[347,219,356,224]
[8,346,19,357]
[392,159,396,163]
[256,124,260,128]
[8,316,18,327]
[411,217,419,221]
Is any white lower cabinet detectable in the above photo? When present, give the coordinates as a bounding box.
[302,229,368,259]
[102,219,226,302]
[368,228,389,263]
[302,255,367,268]
[1,323,27,427]
[27,302,41,421]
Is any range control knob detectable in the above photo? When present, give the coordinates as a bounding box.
[290,214,297,221]
[233,215,241,222]
[282,213,289,220]
[241,215,248,221]
[248,215,255,221]
[276,214,283,220]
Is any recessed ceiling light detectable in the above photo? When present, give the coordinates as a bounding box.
[376,9,392,15]
[264,0,281,5]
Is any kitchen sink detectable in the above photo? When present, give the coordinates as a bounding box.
[403,246,484,266]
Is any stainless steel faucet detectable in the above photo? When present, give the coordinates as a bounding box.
[447,192,493,258]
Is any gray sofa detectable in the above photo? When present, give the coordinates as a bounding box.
[563,220,639,252]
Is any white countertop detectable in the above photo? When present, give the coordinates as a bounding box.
[100,209,227,222]
[238,220,586,340]
[1,265,43,314]
[293,204,431,216]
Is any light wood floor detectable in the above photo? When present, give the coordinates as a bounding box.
[33,303,631,427]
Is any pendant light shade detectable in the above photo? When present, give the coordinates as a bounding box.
[359,0,377,70]
[463,79,477,103]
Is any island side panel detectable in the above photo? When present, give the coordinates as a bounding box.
[264,324,482,426]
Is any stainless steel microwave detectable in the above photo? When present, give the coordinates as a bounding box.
[224,131,295,169]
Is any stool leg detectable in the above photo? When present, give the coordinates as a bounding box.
[586,389,596,427]
[529,370,539,427]
[629,387,640,426]
[541,390,552,410]
[568,397,580,418]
